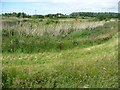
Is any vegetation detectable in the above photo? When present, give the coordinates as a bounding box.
[2,20,117,53]
[2,32,118,88]
[2,12,118,20]
[2,12,118,88]
[70,12,118,20]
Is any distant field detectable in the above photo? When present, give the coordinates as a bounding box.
[2,18,118,88]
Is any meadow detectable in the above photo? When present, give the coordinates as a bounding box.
[2,16,119,88]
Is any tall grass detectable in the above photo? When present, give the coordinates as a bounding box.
[2,19,106,36]
[2,21,118,53]
[2,19,118,88]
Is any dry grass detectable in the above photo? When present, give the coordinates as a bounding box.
[2,19,106,36]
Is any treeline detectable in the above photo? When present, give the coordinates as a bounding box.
[2,12,31,18]
[70,12,118,20]
[2,12,68,18]
[2,12,118,20]
[70,12,118,18]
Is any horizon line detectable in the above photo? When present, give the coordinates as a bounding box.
[1,11,118,15]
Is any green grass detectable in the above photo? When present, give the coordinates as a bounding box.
[2,34,118,88]
[2,21,118,53]
[2,19,118,88]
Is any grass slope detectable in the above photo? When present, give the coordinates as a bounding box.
[2,20,118,88]
[2,33,118,88]
[2,21,118,53]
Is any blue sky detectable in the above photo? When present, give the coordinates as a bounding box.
[1,0,119,15]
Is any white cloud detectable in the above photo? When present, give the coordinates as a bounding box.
[1,0,45,2]
[1,0,119,3]
[1,0,119,14]
[51,0,78,3]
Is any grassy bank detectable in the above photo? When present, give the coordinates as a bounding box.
[2,21,118,53]
[2,33,118,88]
[2,19,118,88]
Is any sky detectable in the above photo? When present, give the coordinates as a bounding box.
[1,0,119,15]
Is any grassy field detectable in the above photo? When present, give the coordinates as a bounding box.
[2,18,118,88]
